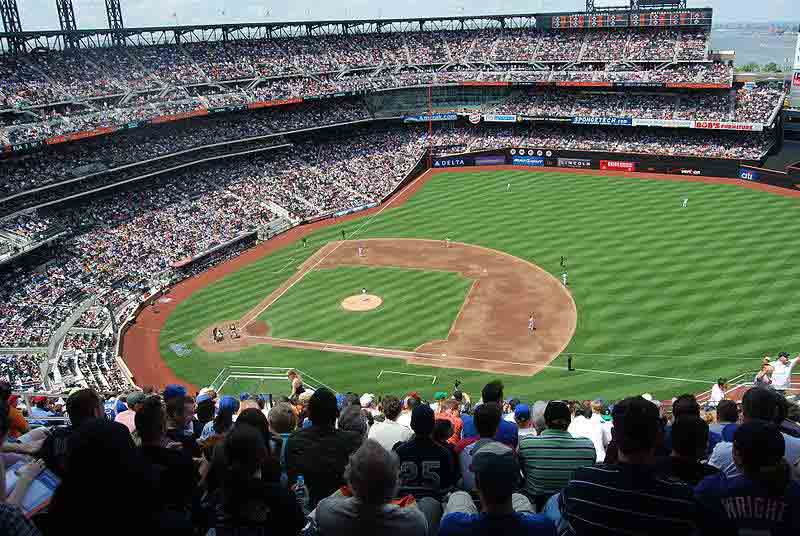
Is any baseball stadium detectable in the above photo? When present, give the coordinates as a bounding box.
[1,0,800,532]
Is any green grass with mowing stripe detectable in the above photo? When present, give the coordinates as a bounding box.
[158,169,800,402]
[260,266,472,349]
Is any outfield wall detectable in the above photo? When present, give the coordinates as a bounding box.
[430,147,751,180]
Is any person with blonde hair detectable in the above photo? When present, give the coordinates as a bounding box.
[754,363,774,388]
[287,369,305,402]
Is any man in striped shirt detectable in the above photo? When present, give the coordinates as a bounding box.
[518,401,596,510]
[558,396,703,536]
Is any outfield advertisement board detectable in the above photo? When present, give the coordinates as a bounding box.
[482,114,518,123]
[403,113,458,123]
[432,157,471,168]
[739,168,760,181]
[572,116,633,127]
[475,155,508,166]
[600,160,637,172]
[557,157,593,168]
[512,156,545,167]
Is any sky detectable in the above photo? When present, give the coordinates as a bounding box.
[9,0,798,32]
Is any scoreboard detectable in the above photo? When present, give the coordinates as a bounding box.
[546,8,712,30]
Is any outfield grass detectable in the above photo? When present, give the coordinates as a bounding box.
[159,170,800,402]
[260,266,472,349]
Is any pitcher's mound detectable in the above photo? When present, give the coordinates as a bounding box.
[341,294,383,312]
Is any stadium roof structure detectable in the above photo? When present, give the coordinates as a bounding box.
[0,6,712,54]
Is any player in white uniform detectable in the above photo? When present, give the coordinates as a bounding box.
[682,198,688,208]
[361,287,368,302]
[561,272,568,286]
[445,238,451,248]
[528,313,536,333]
[507,183,511,191]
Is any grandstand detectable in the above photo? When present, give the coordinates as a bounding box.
[1,2,800,532]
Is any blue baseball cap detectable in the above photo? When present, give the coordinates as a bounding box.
[163,384,187,401]
[514,404,531,421]
[218,396,240,414]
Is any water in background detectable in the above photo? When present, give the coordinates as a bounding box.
[711,28,797,67]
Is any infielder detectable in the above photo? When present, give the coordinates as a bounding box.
[357,245,365,257]
[682,197,688,208]
[445,238,451,248]
[528,313,536,332]
[507,183,511,191]
[361,287,368,302]
[561,271,568,286]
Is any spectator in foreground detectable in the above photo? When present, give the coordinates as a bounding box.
[519,400,596,510]
[558,396,702,535]
[28,397,55,427]
[456,402,504,492]
[338,405,368,439]
[695,420,800,533]
[135,396,196,515]
[0,382,28,439]
[0,400,45,536]
[114,391,145,433]
[369,395,413,451]
[313,439,439,536]
[285,387,362,508]
[439,442,554,536]
[515,404,537,438]
[709,387,800,479]
[708,399,739,441]
[195,390,216,435]
[38,388,103,478]
[397,395,421,428]
[206,423,305,535]
[462,381,518,448]
[394,404,457,500]
[200,395,239,440]
[657,416,720,486]
[267,401,296,482]
[663,394,721,456]
[165,395,200,457]
[709,378,727,407]
[41,418,191,535]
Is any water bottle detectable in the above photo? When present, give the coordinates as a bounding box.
[295,475,308,513]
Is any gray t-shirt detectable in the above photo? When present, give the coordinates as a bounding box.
[314,495,428,536]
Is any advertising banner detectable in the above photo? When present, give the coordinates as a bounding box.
[694,121,763,132]
[247,97,303,110]
[557,157,593,168]
[572,116,633,127]
[482,114,518,123]
[739,167,760,181]
[334,202,379,218]
[476,155,508,166]
[459,81,510,87]
[666,83,731,89]
[432,156,471,168]
[614,82,666,88]
[556,81,614,88]
[679,168,702,176]
[600,160,636,171]
[403,113,458,123]
[632,118,695,129]
[151,108,209,124]
[512,155,545,167]
[468,113,482,125]
[520,115,573,123]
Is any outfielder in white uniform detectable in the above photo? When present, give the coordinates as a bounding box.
[682,198,688,208]
[562,272,568,286]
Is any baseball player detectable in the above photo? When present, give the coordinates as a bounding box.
[445,238,451,248]
[361,287,368,302]
[682,197,688,208]
[341,229,346,241]
[302,237,308,248]
[560,256,566,268]
[507,182,511,191]
[528,313,536,333]
[561,271,568,287]
[358,246,364,257]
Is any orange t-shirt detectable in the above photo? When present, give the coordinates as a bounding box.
[8,406,29,438]
[435,412,463,445]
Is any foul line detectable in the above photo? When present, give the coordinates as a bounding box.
[248,335,713,384]
[242,170,432,329]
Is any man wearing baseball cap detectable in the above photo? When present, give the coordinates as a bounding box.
[519,400,595,510]
[772,352,799,396]
[515,404,537,438]
[695,420,800,532]
[439,442,554,535]
[114,391,146,433]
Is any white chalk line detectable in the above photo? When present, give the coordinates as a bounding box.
[242,170,432,329]
[248,335,712,384]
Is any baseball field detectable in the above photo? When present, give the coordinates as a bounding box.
[126,167,800,401]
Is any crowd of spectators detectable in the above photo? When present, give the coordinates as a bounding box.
[0,98,371,196]
[0,353,43,390]
[57,332,130,393]
[1,28,712,107]
[1,376,798,535]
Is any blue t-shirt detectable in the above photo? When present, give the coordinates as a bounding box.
[663,424,722,456]
[439,512,555,536]
[694,472,800,533]
[462,413,519,448]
